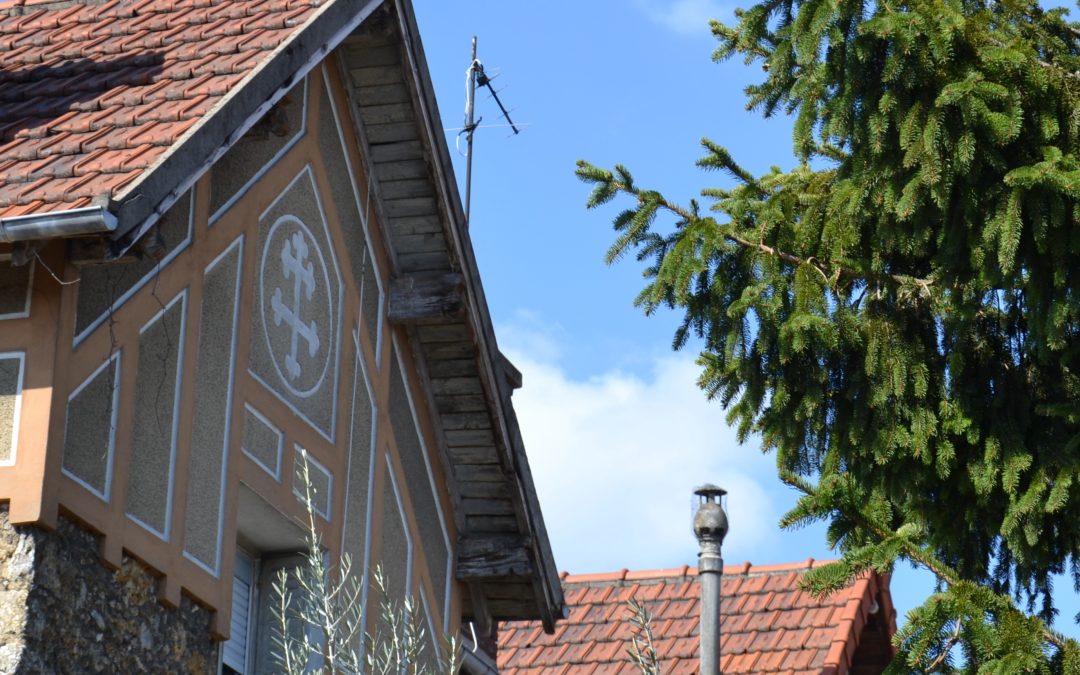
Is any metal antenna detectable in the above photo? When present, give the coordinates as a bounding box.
[464,36,478,228]
[461,36,521,228]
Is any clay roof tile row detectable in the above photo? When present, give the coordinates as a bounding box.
[499,561,893,675]
[0,0,323,217]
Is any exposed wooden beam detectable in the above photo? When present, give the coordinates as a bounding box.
[499,351,522,390]
[388,272,465,324]
[457,535,534,579]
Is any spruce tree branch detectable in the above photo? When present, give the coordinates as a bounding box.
[781,474,1072,654]
[923,618,962,673]
[613,181,935,291]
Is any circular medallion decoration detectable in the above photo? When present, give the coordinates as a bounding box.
[259,215,334,399]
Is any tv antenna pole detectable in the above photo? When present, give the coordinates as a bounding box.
[462,36,520,227]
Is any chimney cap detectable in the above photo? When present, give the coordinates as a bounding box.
[693,485,728,543]
[694,484,727,501]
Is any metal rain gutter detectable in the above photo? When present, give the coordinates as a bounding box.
[0,206,117,243]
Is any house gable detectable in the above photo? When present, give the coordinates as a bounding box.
[0,0,564,657]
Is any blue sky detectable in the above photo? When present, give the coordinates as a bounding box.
[411,0,1079,638]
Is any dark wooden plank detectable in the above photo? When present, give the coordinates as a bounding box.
[447,445,500,465]
[457,480,509,500]
[397,251,449,271]
[422,340,474,360]
[343,43,400,68]
[382,197,437,218]
[380,179,435,202]
[393,233,446,255]
[375,157,429,179]
[365,122,419,144]
[446,429,496,447]
[429,375,484,396]
[388,272,465,324]
[370,140,425,163]
[481,580,538,601]
[387,214,442,236]
[426,358,478,379]
[466,515,520,533]
[453,464,504,482]
[417,324,472,343]
[457,536,533,579]
[461,498,515,516]
[441,412,492,432]
[487,598,539,620]
[354,83,412,106]
[434,393,488,414]
[350,65,402,87]
[360,102,415,126]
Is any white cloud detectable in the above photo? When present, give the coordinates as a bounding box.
[635,0,729,35]
[499,317,784,575]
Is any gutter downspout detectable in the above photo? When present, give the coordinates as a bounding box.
[693,484,728,675]
[0,206,117,243]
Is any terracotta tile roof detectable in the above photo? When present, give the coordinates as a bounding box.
[0,0,322,217]
[498,560,896,675]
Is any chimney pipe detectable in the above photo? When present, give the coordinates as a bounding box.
[693,485,728,675]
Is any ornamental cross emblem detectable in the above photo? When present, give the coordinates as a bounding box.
[270,231,321,380]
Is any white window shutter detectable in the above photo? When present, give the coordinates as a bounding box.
[223,549,257,673]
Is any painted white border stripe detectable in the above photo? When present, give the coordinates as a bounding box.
[208,77,310,227]
[319,63,388,365]
[393,335,453,630]
[183,235,244,578]
[357,332,381,663]
[74,190,195,347]
[248,165,344,443]
[0,255,33,321]
[0,351,25,467]
[241,403,284,481]
[62,351,122,502]
[126,289,188,541]
[386,451,414,598]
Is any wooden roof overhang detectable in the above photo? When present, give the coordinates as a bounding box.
[336,0,565,632]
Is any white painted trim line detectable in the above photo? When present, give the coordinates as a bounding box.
[126,289,188,541]
[341,329,377,555]
[0,351,25,467]
[62,350,122,502]
[0,255,33,321]
[209,77,310,227]
[251,164,344,442]
[393,335,453,625]
[182,235,244,577]
[74,190,195,347]
[319,65,385,368]
[241,403,284,481]
[356,332,378,656]
[386,451,414,598]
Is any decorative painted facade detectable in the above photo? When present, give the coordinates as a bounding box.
[0,0,563,669]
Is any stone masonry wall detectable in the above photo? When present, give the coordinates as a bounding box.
[0,506,217,673]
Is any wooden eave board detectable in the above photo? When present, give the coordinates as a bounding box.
[337,3,565,629]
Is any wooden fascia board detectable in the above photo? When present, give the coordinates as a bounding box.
[391,0,566,629]
[107,0,387,252]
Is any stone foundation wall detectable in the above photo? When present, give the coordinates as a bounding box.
[0,506,217,674]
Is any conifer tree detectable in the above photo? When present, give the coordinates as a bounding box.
[577,0,1080,669]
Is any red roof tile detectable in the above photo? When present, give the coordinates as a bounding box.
[0,0,322,217]
[498,561,897,675]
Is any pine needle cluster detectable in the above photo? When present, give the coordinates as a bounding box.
[578,0,1080,669]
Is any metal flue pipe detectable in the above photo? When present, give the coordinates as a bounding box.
[693,485,728,675]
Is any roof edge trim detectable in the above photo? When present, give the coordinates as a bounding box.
[109,0,387,252]
[0,206,116,243]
